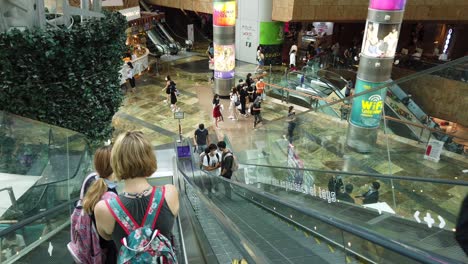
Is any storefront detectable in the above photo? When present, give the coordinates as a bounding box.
[119,8,164,84]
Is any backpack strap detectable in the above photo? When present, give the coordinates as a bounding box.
[142,186,166,230]
[105,196,139,235]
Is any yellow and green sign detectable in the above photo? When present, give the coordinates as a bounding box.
[349,79,388,128]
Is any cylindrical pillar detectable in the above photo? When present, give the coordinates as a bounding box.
[213,0,236,97]
[347,0,407,152]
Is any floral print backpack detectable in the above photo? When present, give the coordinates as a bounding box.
[68,173,116,264]
[105,186,177,264]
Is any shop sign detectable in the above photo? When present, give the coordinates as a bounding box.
[312,22,334,36]
[119,6,141,22]
[214,43,235,79]
[362,21,400,58]
[350,79,388,128]
[369,0,406,10]
[102,0,124,6]
[259,22,284,45]
[213,1,236,27]
[424,139,444,162]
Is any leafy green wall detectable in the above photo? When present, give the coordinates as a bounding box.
[0,12,127,141]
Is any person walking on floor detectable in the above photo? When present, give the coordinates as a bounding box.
[161,75,172,103]
[251,96,262,129]
[256,78,266,101]
[255,46,265,73]
[126,62,136,93]
[229,87,239,120]
[239,83,248,117]
[289,50,296,69]
[169,79,178,112]
[206,42,215,83]
[212,94,223,129]
[194,123,209,154]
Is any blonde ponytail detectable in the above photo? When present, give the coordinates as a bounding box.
[82,178,108,214]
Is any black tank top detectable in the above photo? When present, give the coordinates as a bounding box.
[111,192,175,250]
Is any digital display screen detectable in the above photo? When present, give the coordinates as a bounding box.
[213,1,236,27]
[369,0,406,10]
[361,21,400,58]
[214,44,235,79]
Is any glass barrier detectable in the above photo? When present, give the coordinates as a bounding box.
[0,201,72,263]
[0,111,92,263]
[178,151,461,263]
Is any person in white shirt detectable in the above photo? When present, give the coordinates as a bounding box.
[126,62,136,93]
[289,44,298,55]
[202,144,221,194]
[229,87,239,120]
[289,50,296,68]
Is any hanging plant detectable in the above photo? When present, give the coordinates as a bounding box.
[0,11,127,142]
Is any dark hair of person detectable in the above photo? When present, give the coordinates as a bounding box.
[345,184,353,193]
[127,62,134,69]
[288,106,294,113]
[204,147,210,155]
[166,75,171,81]
[217,141,227,149]
[372,181,380,190]
[208,144,217,151]
[199,123,205,130]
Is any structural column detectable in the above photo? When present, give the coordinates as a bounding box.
[347,0,406,152]
[213,0,236,97]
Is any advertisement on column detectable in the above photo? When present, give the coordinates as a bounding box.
[259,22,284,65]
[361,21,400,58]
[214,44,235,79]
[369,0,406,10]
[350,79,388,128]
[213,1,236,27]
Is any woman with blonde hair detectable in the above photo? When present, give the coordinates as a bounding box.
[81,145,118,263]
[94,131,179,258]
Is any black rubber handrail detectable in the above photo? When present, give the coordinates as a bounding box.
[185,167,463,264]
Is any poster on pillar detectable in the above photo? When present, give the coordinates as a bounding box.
[214,44,235,79]
[259,22,284,65]
[349,79,389,128]
[361,21,401,58]
[213,1,236,27]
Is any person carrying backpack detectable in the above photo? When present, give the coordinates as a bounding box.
[94,131,179,264]
[217,141,239,199]
[68,146,118,264]
[202,144,221,195]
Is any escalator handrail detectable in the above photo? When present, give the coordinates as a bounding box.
[0,199,76,237]
[239,162,468,186]
[314,55,468,111]
[176,164,272,264]
[192,169,462,264]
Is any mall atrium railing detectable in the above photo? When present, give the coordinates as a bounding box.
[0,111,92,263]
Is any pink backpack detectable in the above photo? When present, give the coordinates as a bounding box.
[67,173,116,264]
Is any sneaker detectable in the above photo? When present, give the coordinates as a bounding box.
[163,100,167,103]
[228,116,234,119]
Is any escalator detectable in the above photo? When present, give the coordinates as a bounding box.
[177,154,466,264]
[140,1,180,55]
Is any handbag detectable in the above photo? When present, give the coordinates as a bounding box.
[209,59,214,70]
[235,101,241,107]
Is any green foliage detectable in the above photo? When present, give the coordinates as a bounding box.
[0,11,127,141]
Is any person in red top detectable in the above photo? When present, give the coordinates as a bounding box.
[212,94,223,129]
